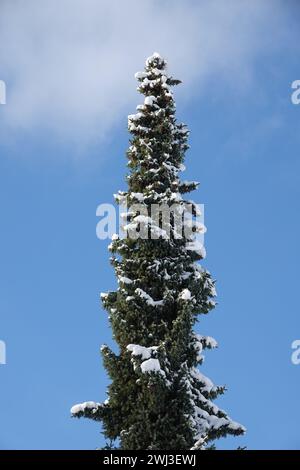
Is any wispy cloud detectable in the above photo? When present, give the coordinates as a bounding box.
[0,0,291,152]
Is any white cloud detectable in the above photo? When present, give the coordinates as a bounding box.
[0,0,290,151]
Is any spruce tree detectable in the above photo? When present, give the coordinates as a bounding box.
[71,53,245,450]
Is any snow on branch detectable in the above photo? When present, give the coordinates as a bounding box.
[70,401,102,417]
[127,344,166,378]
[135,288,164,307]
[127,344,158,360]
[179,288,192,301]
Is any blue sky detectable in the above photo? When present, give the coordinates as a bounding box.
[0,0,300,450]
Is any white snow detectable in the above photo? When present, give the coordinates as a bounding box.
[180,289,192,301]
[170,192,182,202]
[140,358,164,375]
[190,436,207,450]
[150,68,164,76]
[112,233,119,241]
[194,334,218,349]
[127,344,157,360]
[190,367,215,393]
[177,127,189,135]
[181,271,192,280]
[185,364,246,443]
[118,276,133,285]
[127,344,166,378]
[204,279,217,297]
[134,71,147,80]
[128,112,142,122]
[70,401,101,415]
[129,123,149,133]
[130,192,145,202]
[227,420,244,431]
[146,52,162,66]
[135,288,164,307]
[144,95,157,106]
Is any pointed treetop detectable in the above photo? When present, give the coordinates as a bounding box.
[134,52,181,92]
[145,52,166,69]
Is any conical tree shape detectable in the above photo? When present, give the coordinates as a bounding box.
[72,53,245,450]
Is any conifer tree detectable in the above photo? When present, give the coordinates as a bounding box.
[71,53,245,450]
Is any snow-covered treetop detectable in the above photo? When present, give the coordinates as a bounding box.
[135,52,166,79]
[145,52,165,69]
[134,51,181,100]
